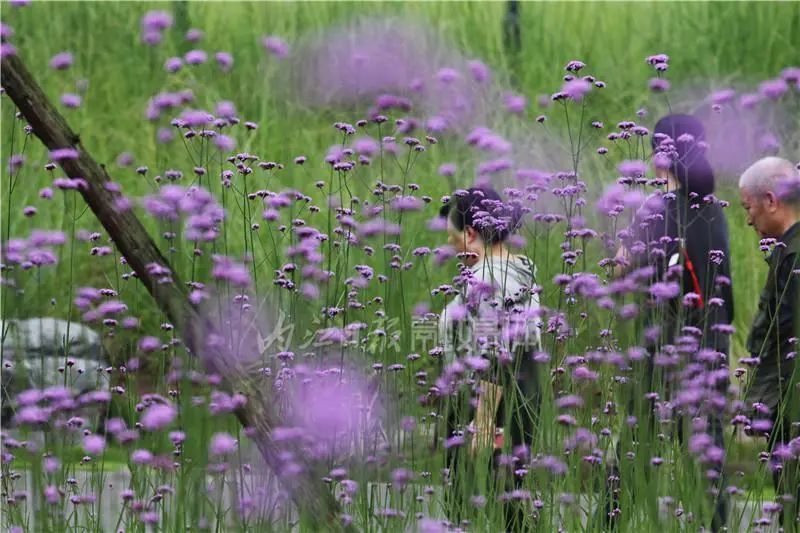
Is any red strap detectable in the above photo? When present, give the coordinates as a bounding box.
[682,248,705,310]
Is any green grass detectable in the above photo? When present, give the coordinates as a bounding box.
[3,1,797,348]
[1,3,799,531]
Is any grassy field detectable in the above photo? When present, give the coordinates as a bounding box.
[3,1,798,350]
[2,2,800,531]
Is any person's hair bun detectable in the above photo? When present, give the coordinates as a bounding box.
[652,114,715,198]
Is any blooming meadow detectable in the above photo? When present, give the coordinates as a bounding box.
[1,2,800,532]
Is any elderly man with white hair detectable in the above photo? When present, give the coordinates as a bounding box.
[739,156,800,526]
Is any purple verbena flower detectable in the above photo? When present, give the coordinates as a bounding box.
[759,78,789,100]
[565,60,586,72]
[211,133,235,152]
[710,88,736,106]
[211,255,251,288]
[131,449,153,465]
[60,93,82,108]
[49,51,73,70]
[82,435,106,455]
[645,53,669,66]
[210,432,237,456]
[0,23,14,40]
[617,160,648,178]
[0,43,16,58]
[215,51,233,72]
[185,28,203,42]
[648,78,670,92]
[561,79,592,101]
[649,281,680,302]
[141,10,173,32]
[164,57,183,73]
[504,93,527,114]
[184,49,208,65]
[140,403,177,432]
[262,36,289,58]
[468,59,491,83]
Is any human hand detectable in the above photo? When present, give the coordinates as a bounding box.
[468,419,499,456]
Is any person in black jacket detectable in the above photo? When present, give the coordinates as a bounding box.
[634,114,735,355]
[601,114,734,530]
[739,156,800,528]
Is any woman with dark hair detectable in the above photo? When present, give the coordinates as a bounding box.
[632,114,735,347]
[603,114,734,530]
[437,187,542,530]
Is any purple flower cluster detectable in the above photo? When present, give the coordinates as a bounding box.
[3,16,800,531]
[262,35,289,59]
[142,185,225,242]
[2,230,66,270]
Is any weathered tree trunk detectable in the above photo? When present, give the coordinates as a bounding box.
[1,53,345,530]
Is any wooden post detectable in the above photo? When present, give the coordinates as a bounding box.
[1,53,345,529]
[503,0,521,84]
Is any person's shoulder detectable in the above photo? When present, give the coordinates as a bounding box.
[778,247,799,267]
[470,259,492,277]
[774,246,799,281]
[511,255,536,280]
[785,225,800,252]
[515,254,533,266]
[478,256,534,283]
[511,254,535,267]
[704,201,729,219]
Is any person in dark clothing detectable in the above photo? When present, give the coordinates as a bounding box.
[739,156,800,528]
[635,114,736,351]
[600,114,735,530]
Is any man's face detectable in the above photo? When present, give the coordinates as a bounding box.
[740,188,779,239]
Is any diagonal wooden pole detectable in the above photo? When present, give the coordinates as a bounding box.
[1,53,345,530]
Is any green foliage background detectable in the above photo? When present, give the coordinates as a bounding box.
[2,0,799,357]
